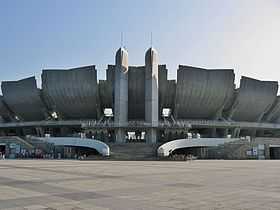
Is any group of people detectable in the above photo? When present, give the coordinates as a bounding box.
[16,152,54,159]
[169,153,194,161]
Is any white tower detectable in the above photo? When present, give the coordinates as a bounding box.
[145,47,159,143]
[114,47,128,143]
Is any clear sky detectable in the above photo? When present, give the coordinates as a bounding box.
[0,0,280,88]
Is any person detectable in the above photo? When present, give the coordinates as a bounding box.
[186,154,192,162]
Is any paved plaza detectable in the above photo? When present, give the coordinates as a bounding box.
[0,160,280,210]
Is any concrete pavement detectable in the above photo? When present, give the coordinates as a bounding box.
[0,160,279,210]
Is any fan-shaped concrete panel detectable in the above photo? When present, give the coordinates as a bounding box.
[99,65,114,112]
[174,65,235,119]
[228,77,278,122]
[0,96,13,122]
[1,77,47,121]
[128,66,145,120]
[42,65,99,119]
[262,96,280,123]
[159,65,176,114]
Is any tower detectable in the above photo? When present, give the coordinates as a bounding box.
[114,47,128,143]
[145,47,159,143]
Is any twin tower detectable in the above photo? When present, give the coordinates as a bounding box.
[114,47,159,143]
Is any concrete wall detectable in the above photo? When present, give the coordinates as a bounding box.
[98,80,113,111]
[0,96,13,122]
[158,65,176,116]
[263,96,280,123]
[227,76,278,122]
[1,77,47,121]
[213,137,280,159]
[99,65,114,112]
[174,66,235,119]
[128,66,145,120]
[42,65,99,119]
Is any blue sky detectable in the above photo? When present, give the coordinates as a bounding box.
[0,0,280,88]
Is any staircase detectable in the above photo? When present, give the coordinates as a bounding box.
[24,137,54,153]
[109,143,158,160]
[0,136,34,150]
[223,140,251,159]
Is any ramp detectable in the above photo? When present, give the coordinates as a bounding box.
[34,137,110,156]
[158,138,239,157]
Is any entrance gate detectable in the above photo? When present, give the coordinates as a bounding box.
[269,145,280,159]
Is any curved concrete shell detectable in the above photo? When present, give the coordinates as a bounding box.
[0,96,13,122]
[228,76,278,122]
[157,138,238,157]
[174,65,235,119]
[37,137,110,156]
[264,96,280,123]
[42,65,98,119]
[99,65,114,111]
[159,65,176,114]
[263,97,280,123]
[99,80,113,109]
[128,66,145,120]
[1,77,47,121]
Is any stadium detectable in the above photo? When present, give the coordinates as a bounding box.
[1,47,280,160]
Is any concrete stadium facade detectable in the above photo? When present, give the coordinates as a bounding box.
[0,47,280,144]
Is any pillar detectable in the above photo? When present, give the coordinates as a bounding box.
[114,47,128,143]
[223,128,229,138]
[145,48,159,144]
[232,128,240,138]
[35,127,44,137]
[210,128,217,138]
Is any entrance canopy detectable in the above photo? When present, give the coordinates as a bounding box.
[37,137,110,156]
[158,138,239,157]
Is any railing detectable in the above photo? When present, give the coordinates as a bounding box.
[0,119,279,130]
[0,136,34,149]
[82,120,192,129]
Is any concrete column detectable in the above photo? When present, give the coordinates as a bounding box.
[222,129,229,138]
[114,48,128,143]
[95,131,102,141]
[233,128,241,138]
[35,127,44,137]
[0,129,6,136]
[145,48,159,144]
[16,128,23,136]
[146,129,157,144]
[60,127,70,136]
[115,129,126,143]
[250,129,257,138]
[256,129,265,137]
[22,128,31,136]
[210,128,217,138]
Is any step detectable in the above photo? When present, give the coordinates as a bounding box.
[108,143,159,160]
